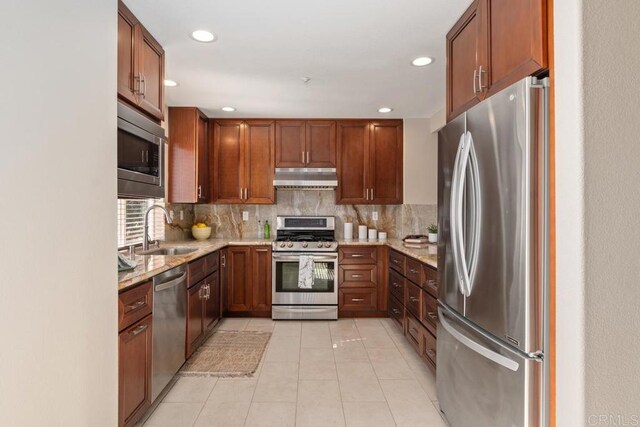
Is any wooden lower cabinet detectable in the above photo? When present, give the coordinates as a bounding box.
[186,280,205,357]
[338,246,387,317]
[224,246,272,316]
[119,314,152,427]
[204,273,221,331]
[387,249,439,372]
[186,253,221,358]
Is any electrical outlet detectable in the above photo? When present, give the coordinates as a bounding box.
[179,210,184,221]
[372,211,378,221]
[242,211,249,221]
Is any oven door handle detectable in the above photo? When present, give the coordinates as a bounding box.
[272,254,338,261]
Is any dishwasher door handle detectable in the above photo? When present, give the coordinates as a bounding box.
[154,272,187,292]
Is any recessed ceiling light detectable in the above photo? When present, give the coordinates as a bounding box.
[221,106,236,112]
[164,79,178,87]
[378,107,393,113]
[191,30,216,43]
[411,56,434,67]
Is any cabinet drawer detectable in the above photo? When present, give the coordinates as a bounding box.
[339,264,377,288]
[406,258,422,285]
[420,327,437,370]
[405,281,421,319]
[405,313,422,353]
[389,250,406,274]
[420,290,438,335]
[188,256,207,288]
[339,288,377,311]
[421,263,438,298]
[205,252,219,274]
[389,269,405,302]
[339,246,377,264]
[118,281,152,332]
[388,294,404,330]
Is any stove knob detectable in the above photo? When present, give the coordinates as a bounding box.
[302,242,308,248]
[317,242,324,248]
[324,242,332,248]
[279,242,286,248]
[287,242,294,248]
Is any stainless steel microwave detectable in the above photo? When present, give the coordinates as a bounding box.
[118,101,166,198]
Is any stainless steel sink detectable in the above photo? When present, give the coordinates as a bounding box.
[140,247,197,256]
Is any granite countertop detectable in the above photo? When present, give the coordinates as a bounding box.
[119,237,437,292]
[118,238,272,292]
[338,238,438,268]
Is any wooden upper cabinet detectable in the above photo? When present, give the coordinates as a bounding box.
[251,247,272,312]
[226,247,252,312]
[306,120,336,168]
[212,120,275,204]
[485,0,548,96]
[369,121,403,204]
[137,26,165,121]
[117,1,164,122]
[336,121,370,204]
[275,120,306,168]
[212,120,244,204]
[446,0,486,121]
[168,107,209,203]
[446,0,548,121]
[117,3,138,105]
[244,120,275,204]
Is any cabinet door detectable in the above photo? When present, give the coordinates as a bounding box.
[369,121,403,204]
[204,273,220,331]
[485,0,547,96]
[251,247,272,312]
[117,1,138,105]
[446,0,487,121]
[336,121,370,204]
[212,120,245,203]
[119,315,152,427]
[275,120,306,168]
[226,247,252,312]
[137,25,165,121]
[186,281,204,358]
[306,120,337,168]
[196,113,209,202]
[244,120,275,204]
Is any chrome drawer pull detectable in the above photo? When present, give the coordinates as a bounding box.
[350,254,365,258]
[127,300,145,311]
[409,296,419,303]
[130,324,148,336]
[409,327,418,336]
[426,279,437,286]
[392,309,401,315]
[352,274,364,278]
[393,282,400,288]
[427,311,437,320]
[409,269,418,274]
[426,349,436,358]
[351,298,365,302]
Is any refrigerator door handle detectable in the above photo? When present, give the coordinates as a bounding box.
[450,132,467,297]
[463,131,482,296]
[453,131,473,296]
[439,307,520,372]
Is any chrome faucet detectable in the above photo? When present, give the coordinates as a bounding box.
[143,205,172,250]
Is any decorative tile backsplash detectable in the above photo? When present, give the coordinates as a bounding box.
[166,190,437,241]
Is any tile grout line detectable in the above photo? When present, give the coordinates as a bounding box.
[329,321,348,426]
[243,319,274,427]
[354,319,400,427]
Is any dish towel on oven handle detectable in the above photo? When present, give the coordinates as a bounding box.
[298,255,314,289]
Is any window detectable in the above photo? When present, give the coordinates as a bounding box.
[117,199,166,248]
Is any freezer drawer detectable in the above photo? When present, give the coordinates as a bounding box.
[437,305,543,427]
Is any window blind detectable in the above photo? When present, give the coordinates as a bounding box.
[117,199,166,248]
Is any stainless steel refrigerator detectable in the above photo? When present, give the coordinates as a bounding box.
[436,76,550,427]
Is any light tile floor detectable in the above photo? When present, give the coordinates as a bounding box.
[144,317,447,427]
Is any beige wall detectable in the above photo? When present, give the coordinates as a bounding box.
[0,1,118,425]
[555,0,640,424]
[403,118,438,205]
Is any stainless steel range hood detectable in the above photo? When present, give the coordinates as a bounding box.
[273,168,338,189]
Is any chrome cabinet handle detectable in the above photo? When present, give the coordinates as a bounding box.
[425,349,436,358]
[350,254,364,258]
[306,152,310,164]
[365,188,369,200]
[478,66,486,91]
[351,298,365,302]
[409,327,418,336]
[392,282,400,288]
[302,151,305,164]
[473,69,478,94]
[392,259,401,265]
[370,187,374,200]
[392,309,401,315]
[130,324,148,336]
[141,74,146,97]
[427,311,437,321]
[409,296,419,303]
[426,279,437,286]
[198,185,202,198]
[351,274,364,278]
[221,254,226,267]
[127,300,145,311]
[409,269,418,274]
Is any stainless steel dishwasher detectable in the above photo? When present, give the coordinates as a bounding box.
[152,265,187,401]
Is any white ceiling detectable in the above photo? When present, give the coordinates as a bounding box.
[126,0,471,118]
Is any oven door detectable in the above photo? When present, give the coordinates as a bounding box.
[272,252,338,305]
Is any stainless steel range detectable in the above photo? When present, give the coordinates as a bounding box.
[271,216,338,320]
